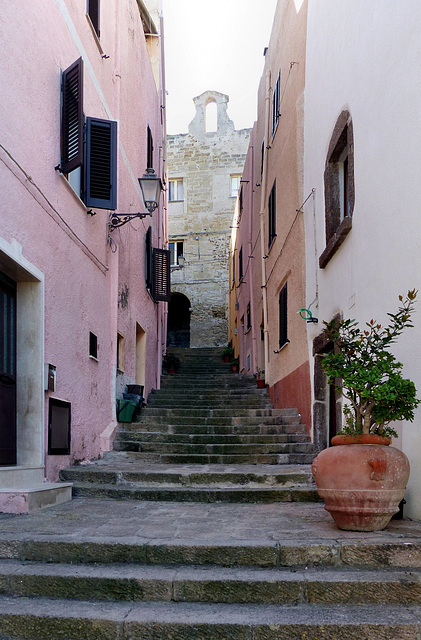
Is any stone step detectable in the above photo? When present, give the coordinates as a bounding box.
[115,432,309,444]
[71,482,321,503]
[61,461,315,487]
[0,559,419,605]
[113,452,316,464]
[141,407,294,418]
[114,442,314,456]
[136,415,296,426]
[4,528,421,568]
[0,595,418,640]
[122,423,307,435]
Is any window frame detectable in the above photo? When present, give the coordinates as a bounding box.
[268,180,277,249]
[279,282,288,349]
[169,241,184,266]
[319,110,355,268]
[168,178,184,202]
[230,174,241,198]
[272,71,281,137]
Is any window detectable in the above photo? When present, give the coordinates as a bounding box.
[147,125,154,169]
[320,110,355,268]
[268,180,276,248]
[89,331,98,359]
[261,139,265,177]
[230,175,241,197]
[60,58,118,210]
[48,398,71,455]
[117,333,125,371]
[239,186,243,214]
[169,241,184,266]
[238,246,243,281]
[232,252,235,284]
[246,302,251,330]
[279,283,288,349]
[169,179,184,202]
[272,71,280,136]
[87,0,100,38]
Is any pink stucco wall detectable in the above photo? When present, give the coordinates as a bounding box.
[0,0,166,481]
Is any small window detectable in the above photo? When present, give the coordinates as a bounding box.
[238,246,243,282]
[232,252,235,284]
[261,139,265,177]
[268,180,276,248]
[272,71,280,136]
[89,331,98,359]
[117,333,125,371]
[48,398,71,455]
[230,175,241,198]
[147,125,154,169]
[246,302,251,330]
[87,0,100,38]
[169,179,184,202]
[279,283,288,349]
[239,186,243,213]
[169,241,184,266]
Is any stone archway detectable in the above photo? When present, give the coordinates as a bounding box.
[167,292,191,348]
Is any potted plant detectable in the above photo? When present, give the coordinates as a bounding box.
[256,368,265,388]
[312,290,419,531]
[222,345,234,363]
[230,357,239,372]
[162,353,181,375]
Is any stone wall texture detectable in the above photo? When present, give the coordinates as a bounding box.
[167,91,250,347]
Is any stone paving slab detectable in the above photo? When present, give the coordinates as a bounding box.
[0,497,421,545]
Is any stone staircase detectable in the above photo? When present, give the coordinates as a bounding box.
[0,348,419,638]
[0,511,420,638]
[62,347,318,503]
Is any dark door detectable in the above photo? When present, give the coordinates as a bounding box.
[167,293,191,348]
[0,272,17,465]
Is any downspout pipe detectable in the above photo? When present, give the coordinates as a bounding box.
[259,69,272,378]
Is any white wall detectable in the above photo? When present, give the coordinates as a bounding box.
[303,0,421,518]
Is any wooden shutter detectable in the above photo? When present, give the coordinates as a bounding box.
[268,180,276,247]
[88,0,100,37]
[152,248,170,302]
[61,58,83,174]
[147,125,154,169]
[145,227,152,289]
[279,282,288,348]
[85,117,117,210]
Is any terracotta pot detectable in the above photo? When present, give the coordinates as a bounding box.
[231,364,238,372]
[256,379,265,388]
[331,433,391,446]
[169,368,175,374]
[312,441,410,531]
[223,355,230,363]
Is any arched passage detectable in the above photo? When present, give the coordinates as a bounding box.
[167,292,191,347]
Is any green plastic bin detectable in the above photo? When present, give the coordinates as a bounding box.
[116,399,138,423]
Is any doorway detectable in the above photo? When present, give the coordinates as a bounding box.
[0,271,16,465]
[167,292,191,347]
[136,324,146,388]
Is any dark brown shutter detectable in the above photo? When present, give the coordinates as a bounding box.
[88,0,100,37]
[279,282,288,348]
[85,117,117,210]
[145,227,152,289]
[152,248,170,302]
[61,58,84,174]
[147,125,154,169]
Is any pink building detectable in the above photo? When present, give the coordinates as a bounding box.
[0,0,168,512]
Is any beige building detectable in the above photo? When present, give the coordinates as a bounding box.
[167,91,250,347]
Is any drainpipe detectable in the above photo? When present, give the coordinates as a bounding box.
[259,69,272,378]
[155,5,167,390]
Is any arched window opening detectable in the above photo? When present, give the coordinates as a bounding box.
[205,101,217,133]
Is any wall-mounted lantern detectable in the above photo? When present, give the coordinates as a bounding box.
[109,168,163,231]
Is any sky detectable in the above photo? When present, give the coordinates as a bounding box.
[162,0,278,134]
